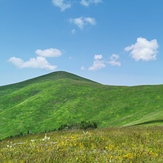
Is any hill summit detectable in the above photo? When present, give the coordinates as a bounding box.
[2,71,98,88]
[23,71,98,84]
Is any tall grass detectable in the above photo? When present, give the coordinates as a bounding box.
[1,126,163,162]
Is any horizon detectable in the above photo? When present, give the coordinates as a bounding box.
[1,0,163,86]
[0,70,162,87]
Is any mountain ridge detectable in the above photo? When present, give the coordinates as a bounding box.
[0,71,99,89]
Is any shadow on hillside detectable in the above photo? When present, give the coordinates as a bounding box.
[134,120,163,126]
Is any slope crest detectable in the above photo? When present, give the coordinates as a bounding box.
[0,71,99,91]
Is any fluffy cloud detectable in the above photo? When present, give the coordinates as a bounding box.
[35,48,62,57]
[89,54,105,71]
[108,54,121,66]
[69,17,96,29]
[124,37,159,61]
[8,48,62,70]
[8,56,57,70]
[80,0,102,7]
[94,54,102,60]
[52,0,71,11]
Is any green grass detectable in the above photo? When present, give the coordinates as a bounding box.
[0,71,163,140]
[0,126,163,162]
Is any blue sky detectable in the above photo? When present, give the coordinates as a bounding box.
[0,0,163,86]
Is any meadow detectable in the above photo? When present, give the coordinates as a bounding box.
[0,71,163,162]
[0,126,163,163]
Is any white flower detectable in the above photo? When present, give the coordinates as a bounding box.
[42,133,50,141]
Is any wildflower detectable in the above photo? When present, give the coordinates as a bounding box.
[7,145,12,148]
[31,139,35,142]
[42,133,50,141]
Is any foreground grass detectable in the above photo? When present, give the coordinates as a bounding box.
[0,126,163,163]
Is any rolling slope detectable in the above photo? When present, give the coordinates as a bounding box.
[0,71,163,140]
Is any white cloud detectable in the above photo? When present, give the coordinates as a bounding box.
[52,0,71,11]
[108,54,121,66]
[8,56,57,70]
[81,66,86,70]
[35,48,62,57]
[8,57,24,68]
[80,0,89,6]
[124,37,159,61]
[69,17,84,29]
[8,48,62,70]
[69,17,96,29]
[80,0,102,7]
[84,17,96,25]
[89,54,105,71]
[94,54,102,60]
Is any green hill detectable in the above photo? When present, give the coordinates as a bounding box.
[0,71,163,140]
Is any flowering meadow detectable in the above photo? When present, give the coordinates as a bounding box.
[0,126,163,163]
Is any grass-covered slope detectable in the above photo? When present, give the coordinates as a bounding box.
[1,127,163,162]
[0,71,163,140]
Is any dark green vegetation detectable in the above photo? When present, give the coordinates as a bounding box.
[0,71,163,140]
[58,121,97,130]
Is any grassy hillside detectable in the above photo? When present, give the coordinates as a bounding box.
[0,71,163,140]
